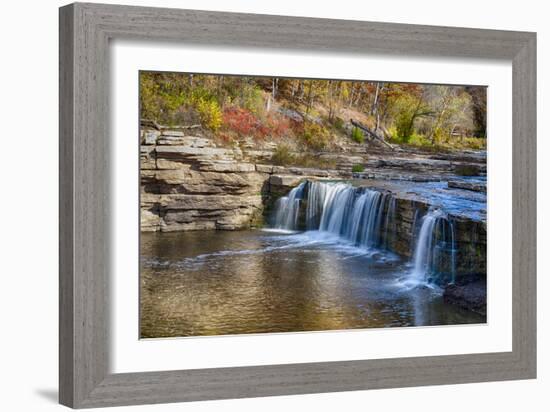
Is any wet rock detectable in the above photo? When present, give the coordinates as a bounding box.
[443,279,487,316]
[448,180,487,192]
[453,163,485,176]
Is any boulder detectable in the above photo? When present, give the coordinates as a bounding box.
[443,279,487,316]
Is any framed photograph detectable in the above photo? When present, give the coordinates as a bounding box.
[59,2,536,408]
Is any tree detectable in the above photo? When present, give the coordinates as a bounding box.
[389,85,434,141]
[465,86,487,137]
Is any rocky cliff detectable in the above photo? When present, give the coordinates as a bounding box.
[140,127,354,231]
[141,128,265,231]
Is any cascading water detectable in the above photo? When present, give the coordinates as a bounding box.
[411,208,457,285]
[273,181,396,249]
[272,182,307,230]
[272,181,458,286]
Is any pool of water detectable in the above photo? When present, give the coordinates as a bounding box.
[140,229,485,338]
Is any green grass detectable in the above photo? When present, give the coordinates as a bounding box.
[351,127,364,144]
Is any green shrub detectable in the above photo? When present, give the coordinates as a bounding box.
[351,127,364,143]
[271,144,295,165]
[352,164,365,173]
[460,137,487,150]
[333,117,345,131]
[394,112,414,143]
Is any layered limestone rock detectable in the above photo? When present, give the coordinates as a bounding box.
[140,128,267,232]
[140,128,349,232]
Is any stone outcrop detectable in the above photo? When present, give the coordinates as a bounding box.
[140,128,352,231]
[140,128,267,232]
[387,195,486,278]
[448,180,487,192]
[444,279,487,316]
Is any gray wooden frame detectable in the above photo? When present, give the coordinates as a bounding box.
[59,2,536,408]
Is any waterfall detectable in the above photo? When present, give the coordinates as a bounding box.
[274,181,396,249]
[272,182,307,230]
[271,181,457,286]
[411,208,456,285]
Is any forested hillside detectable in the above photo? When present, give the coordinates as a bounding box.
[140,72,486,152]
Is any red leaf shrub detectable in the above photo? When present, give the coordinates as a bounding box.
[222,107,291,140]
[222,107,258,136]
[265,113,290,138]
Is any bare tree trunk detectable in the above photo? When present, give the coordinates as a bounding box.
[272,78,278,100]
[354,84,364,106]
[327,80,334,121]
[351,119,395,150]
[371,82,380,116]
[348,83,355,108]
[306,80,314,114]
[405,99,424,138]
[449,124,457,141]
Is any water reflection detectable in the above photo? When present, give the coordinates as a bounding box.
[140,230,485,338]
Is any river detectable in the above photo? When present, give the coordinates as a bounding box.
[140,226,485,338]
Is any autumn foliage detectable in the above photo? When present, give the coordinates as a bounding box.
[140,71,487,151]
[222,107,290,140]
